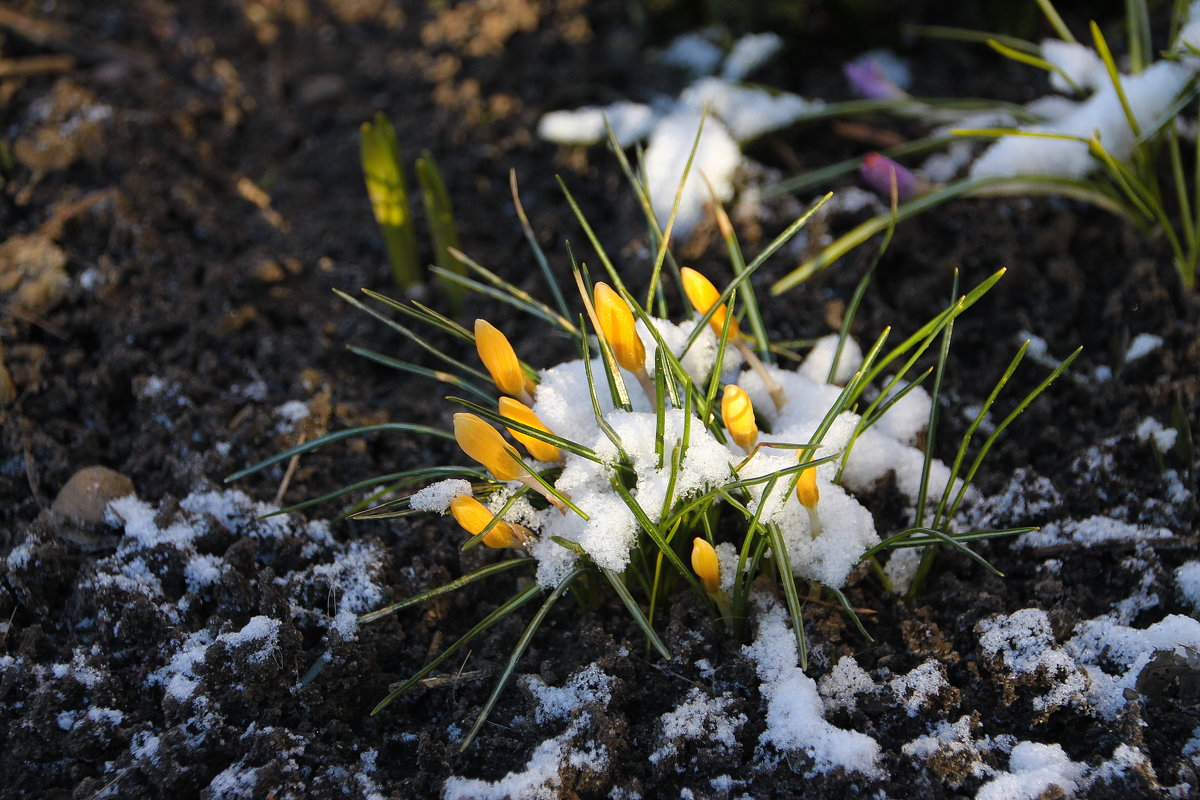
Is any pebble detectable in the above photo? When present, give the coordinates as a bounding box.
[51,466,135,525]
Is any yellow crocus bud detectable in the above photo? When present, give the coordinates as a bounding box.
[680,267,739,339]
[796,463,819,509]
[593,282,646,374]
[691,538,722,594]
[498,397,561,463]
[453,413,525,481]
[796,463,823,539]
[449,494,528,549]
[475,319,534,401]
[721,385,758,453]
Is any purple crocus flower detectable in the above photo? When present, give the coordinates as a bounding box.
[860,153,923,201]
[843,57,907,100]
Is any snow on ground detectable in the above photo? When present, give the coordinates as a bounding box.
[744,595,883,777]
[12,487,393,794]
[538,31,822,238]
[443,664,617,800]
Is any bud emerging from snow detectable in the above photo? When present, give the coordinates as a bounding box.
[860,152,923,202]
[499,396,561,463]
[593,282,647,374]
[449,494,529,549]
[796,463,824,539]
[691,537,722,594]
[475,319,534,401]
[796,464,819,509]
[681,267,740,338]
[721,385,758,453]
[453,412,526,482]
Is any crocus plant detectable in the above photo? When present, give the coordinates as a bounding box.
[771,0,1200,292]
[231,149,1076,750]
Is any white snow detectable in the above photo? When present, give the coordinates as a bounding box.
[643,106,742,236]
[1124,333,1163,363]
[1136,417,1178,453]
[889,659,951,717]
[531,407,732,586]
[680,78,817,143]
[648,687,746,765]
[1066,613,1200,718]
[274,399,310,434]
[1041,39,1107,93]
[409,479,474,513]
[130,731,161,762]
[660,33,723,77]
[1176,561,1200,611]
[444,664,615,800]
[744,596,882,777]
[1016,515,1174,549]
[184,553,227,593]
[537,102,659,148]
[901,715,1000,785]
[218,616,281,664]
[720,33,782,81]
[524,663,614,724]
[972,22,1200,181]
[207,760,262,799]
[817,656,875,712]
[539,31,819,238]
[306,539,386,640]
[797,334,862,386]
[976,741,1086,800]
[976,608,1090,713]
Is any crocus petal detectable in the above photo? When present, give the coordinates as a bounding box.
[860,152,922,201]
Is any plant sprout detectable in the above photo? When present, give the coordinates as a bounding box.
[230,130,1077,751]
[360,113,469,302]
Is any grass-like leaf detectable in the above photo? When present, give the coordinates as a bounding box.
[224,423,453,483]
[601,567,671,659]
[360,112,419,288]
[415,151,467,310]
[371,580,544,715]
[461,568,586,750]
[359,558,535,624]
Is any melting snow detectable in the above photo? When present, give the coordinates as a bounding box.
[744,596,882,777]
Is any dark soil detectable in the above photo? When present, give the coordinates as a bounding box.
[1,1,1197,799]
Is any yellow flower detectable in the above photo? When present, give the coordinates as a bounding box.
[691,537,722,594]
[680,267,739,339]
[721,385,758,453]
[475,319,533,399]
[453,412,525,481]
[499,397,561,463]
[449,494,527,549]
[796,463,819,509]
[593,282,646,374]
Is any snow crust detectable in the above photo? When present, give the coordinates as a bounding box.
[444,664,615,800]
[744,596,882,776]
[538,32,820,238]
[976,742,1086,800]
[972,12,1200,180]
[649,687,746,765]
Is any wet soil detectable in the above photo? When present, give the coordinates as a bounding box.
[1,1,1198,799]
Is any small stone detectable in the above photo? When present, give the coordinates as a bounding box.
[51,466,135,525]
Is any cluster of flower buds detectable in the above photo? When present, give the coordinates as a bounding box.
[454,319,569,517]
